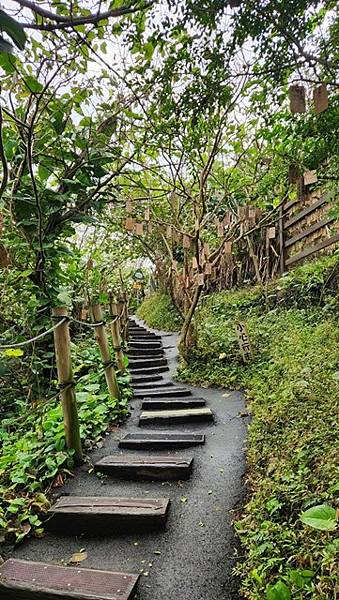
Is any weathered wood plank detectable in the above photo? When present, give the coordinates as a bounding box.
[47,496,170,532]
[139,407,214,425]
[134,388,192,398]
[94,456,193,480]
[285,232,339,266]
[119,432,205,449]
[141,397,206,410]
[0,559,139,600]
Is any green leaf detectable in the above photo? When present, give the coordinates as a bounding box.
[0,10,26,50]
[2,348,24,357]
[24,76,44,94]
[266,581,290,600]
[300,504,337,531]
[0,50,17,73]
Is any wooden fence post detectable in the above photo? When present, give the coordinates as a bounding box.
[52,307,83,464]
[122,292,129,342]
[109,303,126,372]
[116,300,125,342]
[92,303,120,400]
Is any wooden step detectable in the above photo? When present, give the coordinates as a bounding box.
[128,341,162,349]
[0,559,139,600]
[47,496,170,532]
[139,407,214,425]
[128,357,167,368]
[129,333,160,339]
[129,366,169,375]
[132,381,173,390]
[142,397,206,410]
[119,432,205,449]
[131,374,163,384]
[128,348,164,357]
[94,456,193,480]
[134,387,192,398]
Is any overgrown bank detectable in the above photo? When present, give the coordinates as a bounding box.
[139,255,339,599]
[137,292,183,332]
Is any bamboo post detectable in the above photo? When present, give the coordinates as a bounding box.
[116,299,125,342]
[109,302,126,372]
[122,292,129,342]
[52,307,83,464]
[92,303,120,400]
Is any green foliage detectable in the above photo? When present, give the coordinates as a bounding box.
[0,336,131,543]
[178,256,339,599]
[137,293,183,332]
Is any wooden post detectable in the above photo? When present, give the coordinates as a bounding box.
[92,303,120,400]
[109,302,126,372]
[116,299,126,342]
[122,292,129,342]
[52,307,83,464]
[279,205,285,274]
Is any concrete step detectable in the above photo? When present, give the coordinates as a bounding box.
[128,358,168,369]
[94,456,193,481]
[0,559,139,600]
[119,432,205,449]
[129,366,169,375]
[134,387,192,399]
[128,348,165,357]
[141,397,206,410]
[47,496,170,533]
[139,407,214,425]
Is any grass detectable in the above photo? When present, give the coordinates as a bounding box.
[137,292,183,331]
[178,254,339,599]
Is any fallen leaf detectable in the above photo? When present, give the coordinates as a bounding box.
[180,496,188,503]
[154,550,161,555]
[69,551,87,564]
[198,521,206,527]
[222,392,231,398]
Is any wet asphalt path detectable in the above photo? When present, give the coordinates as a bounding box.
[14,319,248,600]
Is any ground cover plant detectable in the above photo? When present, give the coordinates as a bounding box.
[137,292,183,332]
[0,335,131,545]
[177,255,339,599]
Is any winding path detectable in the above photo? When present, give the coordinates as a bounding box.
[13,318,247,600]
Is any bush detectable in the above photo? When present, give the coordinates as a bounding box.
[137,292,183,331]
[178,256,339,599]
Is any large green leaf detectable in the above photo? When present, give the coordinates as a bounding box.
[0,10,26,51]
[266,581,291,600]
[300,504,337,531]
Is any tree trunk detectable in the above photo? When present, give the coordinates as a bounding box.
[178,283,203,358]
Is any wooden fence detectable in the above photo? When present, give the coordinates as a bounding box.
[279,175,338,273]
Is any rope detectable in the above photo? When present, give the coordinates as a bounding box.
[102,360,116,369]
[72,318,106,328]
[0,318,67,350]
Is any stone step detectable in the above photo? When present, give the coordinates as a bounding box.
[94,456,193,481]
[134,387,192,398]
[139,407,214,425]
[129,333,161,339]
[141,397,206,410]
[128,358,168,369]
[128,341,162,350]
[47,496,170,533]
[119,432,205,449]
[0,559,139,600]
[131,374,163,384]
[129,366,169,375]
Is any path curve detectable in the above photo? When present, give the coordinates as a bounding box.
[15,319,247,600]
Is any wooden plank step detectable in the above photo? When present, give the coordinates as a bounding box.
[128,358,167,368]
[134,388,192,398]
[139,407,214,425]
[0,559,139,600]
[94,456,193,480]
[128,341,162,349]
[132,381,173,390]
[47,496,170,532]
[129,366,169,375]
[128,346,164,355]
[119,432,205,449]
[131,374,163,384]
[142,397,206,410]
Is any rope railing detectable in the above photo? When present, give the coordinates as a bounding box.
[0,314,123,350]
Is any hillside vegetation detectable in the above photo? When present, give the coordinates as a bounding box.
[139,255,339,599]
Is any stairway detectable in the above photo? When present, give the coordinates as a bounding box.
[0,317,215,600]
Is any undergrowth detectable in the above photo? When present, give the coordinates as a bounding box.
[137,292,183,331]
[178,254,339,600]
[0,337,131,546]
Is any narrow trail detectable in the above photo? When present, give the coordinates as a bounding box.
[13,318,248,600]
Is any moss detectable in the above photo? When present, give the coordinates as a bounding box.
[137,292,183,331]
